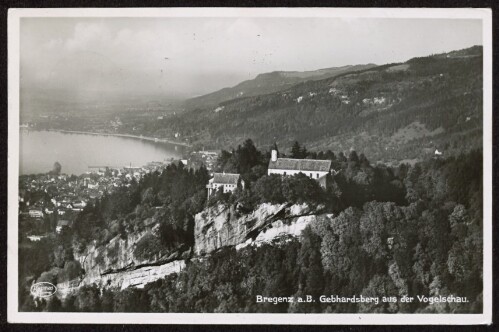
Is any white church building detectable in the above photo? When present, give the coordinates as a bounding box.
[267,150,332,188]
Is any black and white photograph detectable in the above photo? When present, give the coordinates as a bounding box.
[7,7,492,324]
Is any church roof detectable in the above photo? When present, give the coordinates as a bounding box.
[268,158,332,172]
[211,173,241,185]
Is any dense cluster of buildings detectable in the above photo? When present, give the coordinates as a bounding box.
[19,148,221,242]
[188,150,218,172]
[19,161,173,240]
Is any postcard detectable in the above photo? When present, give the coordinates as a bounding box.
[7,7,493,324]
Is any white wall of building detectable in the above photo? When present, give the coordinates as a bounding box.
[268,169,329,179]
[207,183,239,197]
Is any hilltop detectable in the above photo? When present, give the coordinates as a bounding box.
[183,64,377,110]
[19,143,483,313]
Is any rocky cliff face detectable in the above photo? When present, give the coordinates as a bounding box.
[194,202,327,255]
[70,229,187,291]
[57,260,186,298]
[65,202,329,295]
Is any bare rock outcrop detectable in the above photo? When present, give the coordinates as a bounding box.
[194,202,327,255]
[63,202,329,295]
[71,228,187,291]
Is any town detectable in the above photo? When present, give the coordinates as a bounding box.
[18,149,220,242]
[19,143,339,242]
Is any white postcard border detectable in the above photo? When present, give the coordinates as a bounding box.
[7,7,493,325]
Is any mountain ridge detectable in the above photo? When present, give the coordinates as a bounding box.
[183,63,377,109]
[164,45,483,163]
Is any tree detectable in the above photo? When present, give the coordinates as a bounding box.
[113,288,150,312]
[319,207,362,279]
[348,150,359,164]
[293,227,324,313]
[337,152,347,163]
[358,275,399,313]
[291,141,303,159]
[324,150,336,161]
[101,289,115,312]
[359,202,403,260]
[75,285,101,312]
[236,139,261,174]
[252,175,284,204]
[281,174,324,205]
[45,297,63,312]
[51,162,62,175]
[359,153,370,168]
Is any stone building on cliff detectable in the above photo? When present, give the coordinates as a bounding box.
[206,173,245,198]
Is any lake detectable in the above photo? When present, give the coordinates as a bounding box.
[20,130,185,175]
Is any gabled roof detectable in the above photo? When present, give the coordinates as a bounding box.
[268,158,332,172]
[211,173,241,185]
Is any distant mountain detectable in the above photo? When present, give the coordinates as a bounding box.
[183,64,377,109]
[158,46,483,163]
[20,87,183,122]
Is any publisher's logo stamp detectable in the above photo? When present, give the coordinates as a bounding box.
[30,282,57,298]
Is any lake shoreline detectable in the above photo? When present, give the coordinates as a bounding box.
[32,128,193,148]
[20,129,187,175]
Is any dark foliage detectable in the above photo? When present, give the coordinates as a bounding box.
[29,149,483,314]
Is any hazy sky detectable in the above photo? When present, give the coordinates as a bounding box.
[20,17,482,100]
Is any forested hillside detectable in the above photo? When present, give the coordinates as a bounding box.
[183,64,376,109]
[21,140,482,313]
[153,46,483,163]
